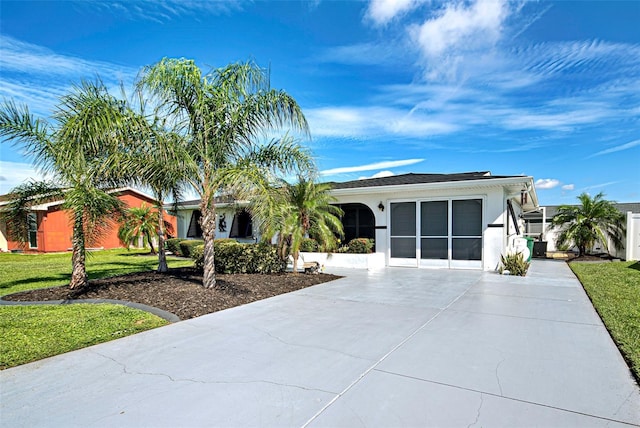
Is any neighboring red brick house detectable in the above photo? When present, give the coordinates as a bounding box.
[0,188,177,253]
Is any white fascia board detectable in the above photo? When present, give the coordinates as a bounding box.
[330,176,536,199]
[165,200,251,212]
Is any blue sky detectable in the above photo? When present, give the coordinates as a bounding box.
[1,0,638,205]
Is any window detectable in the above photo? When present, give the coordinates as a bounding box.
[187,211,203,238]
[336,203,375,244]
[229,210,253,238]
[28,213,38,249]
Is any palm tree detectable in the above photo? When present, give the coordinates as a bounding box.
[138,58,313,288]
[118,203,174,254]
[0,81,134,289]
[550,192,625,257]
[255,178,344,273]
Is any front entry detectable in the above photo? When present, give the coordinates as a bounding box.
[389,198,483,269]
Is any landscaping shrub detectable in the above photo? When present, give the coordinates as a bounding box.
[300,238,319,252]
[346,238,374,254]
[191,241,286,274]
[215,238,237,244]
[166,238,184,256]
[180,240,204,258]
[499,252,530,276]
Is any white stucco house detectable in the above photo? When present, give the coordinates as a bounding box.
[169,171,539,271]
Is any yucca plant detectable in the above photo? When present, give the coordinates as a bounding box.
[499,252,530,276]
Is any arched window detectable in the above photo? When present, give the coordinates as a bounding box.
[336,203,375,246]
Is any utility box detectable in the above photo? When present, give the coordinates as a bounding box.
[533,241,547,258]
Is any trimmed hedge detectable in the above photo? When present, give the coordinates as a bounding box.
[300,238,319,252]
[165,238,184,256]
[180,240,204,258]
[346,238,374,254]
[192,241,285,274]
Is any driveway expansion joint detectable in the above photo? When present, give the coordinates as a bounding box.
[373,368,640,426]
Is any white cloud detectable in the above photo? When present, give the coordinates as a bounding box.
[320,159,424,175]
[366,0,423,26]
[358,170,395,180]
[306,106,458,138]
[0,161,49,195]
[587,139,640,158]
[0,35,139,117]
[80,1,243,23]
[561,184,575,191]
[535,178,560,189]
[409,0,509,80]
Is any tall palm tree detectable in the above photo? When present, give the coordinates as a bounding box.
[138,58,313,288]
[0,81,134,289]
[550,192,625,257]
[121,90,187,273]
[255,178,344,273]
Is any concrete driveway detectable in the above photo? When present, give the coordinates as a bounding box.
[1,260,639,427]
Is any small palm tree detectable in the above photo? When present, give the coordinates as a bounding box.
[0,81,133,289]
[118,203,174,254]
[550,192,625,257]
[138,58,313,287]
[255,178,344,273]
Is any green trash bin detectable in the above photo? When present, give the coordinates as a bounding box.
[525,237,534,262]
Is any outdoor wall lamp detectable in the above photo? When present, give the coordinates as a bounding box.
[378,202,385,212]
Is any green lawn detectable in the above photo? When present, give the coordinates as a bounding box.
[0,249,193,369]
[0,248,193,296]
[570,261,640,382]
[0,304,167,369]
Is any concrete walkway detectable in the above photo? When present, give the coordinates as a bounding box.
[1,260,638,427]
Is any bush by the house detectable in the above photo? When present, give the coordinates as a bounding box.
[346,238,374,254]
[180,240,204,258]
[499,252,530,276]
[300,238,319,252]
[165,238,184,256]
[192,241,286,274]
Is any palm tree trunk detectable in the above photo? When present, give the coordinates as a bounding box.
[292,249,299,274]
[157,206,168,273]
[147,234,157,255]
[200,201,216,288]
[69,213,88,289]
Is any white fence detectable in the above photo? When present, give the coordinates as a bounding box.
[627,212,640,261]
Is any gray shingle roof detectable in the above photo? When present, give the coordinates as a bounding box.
[328,171,521,190]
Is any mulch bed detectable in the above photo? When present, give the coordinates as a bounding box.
[3,268,341,320]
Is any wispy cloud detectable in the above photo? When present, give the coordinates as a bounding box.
[359,170,395,180]
[535,178,561,189]
[586,139,640,158]
[306,106,458,139]
[320,159,424,175]
[79,1,243,24]
[0,161,49,194]
[0,35,138,116]
[561,184,575,191]
[366,0,424,26]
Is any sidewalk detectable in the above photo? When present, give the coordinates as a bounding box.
[1,260,638,427]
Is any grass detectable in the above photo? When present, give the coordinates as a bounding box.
[570,261,640,382]
[0,249,193,369]
[0,304,167,369]
[0,248,193,296]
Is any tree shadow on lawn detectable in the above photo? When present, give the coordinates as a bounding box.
[1,274,69,290]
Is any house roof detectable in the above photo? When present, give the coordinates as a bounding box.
[523,202,640,219]
[0,187,158,211]
[328,171,503,189]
